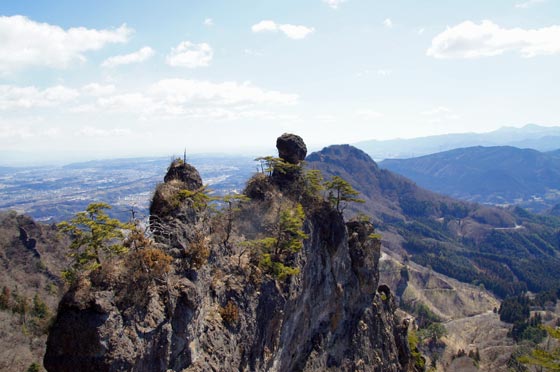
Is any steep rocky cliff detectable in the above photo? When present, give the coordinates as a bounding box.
[0,211,68,372]
[44,134,416,372]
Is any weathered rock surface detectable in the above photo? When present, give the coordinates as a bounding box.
[44,136,414,372]
[163,159,203,189]
[149,159,204,244]
[276,133,307,164]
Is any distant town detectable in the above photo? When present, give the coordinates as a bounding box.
[0,155,255,223]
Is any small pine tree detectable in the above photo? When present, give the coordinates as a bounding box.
[245,203,307,280]
[58,202,131,281]
[323,176,364,212]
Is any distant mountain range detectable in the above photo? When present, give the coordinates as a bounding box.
[380,146,560,212]
[307,145,560,297]
[355,124,560,160]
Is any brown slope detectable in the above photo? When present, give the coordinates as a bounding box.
[0,211,68,372]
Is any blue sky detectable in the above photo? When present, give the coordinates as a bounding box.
[1,0,559,164]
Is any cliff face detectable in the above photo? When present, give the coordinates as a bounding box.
[44,135,414,372]
[0,211,67,372]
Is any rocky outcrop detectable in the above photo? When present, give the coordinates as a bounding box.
[19,226,39,256]
[44,136,415,372]
[163,159,203,189]
[149,159,205,245]
[276,133,307,164]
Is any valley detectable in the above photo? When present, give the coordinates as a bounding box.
[0,155,255,223]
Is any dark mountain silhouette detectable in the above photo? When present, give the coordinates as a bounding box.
[379,146,560,212]
[355,124,560,160]
[306,145,560,297]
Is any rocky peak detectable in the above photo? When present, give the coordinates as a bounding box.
[276,133,307,164]
[163,159,203,190]
[44,136,416,372]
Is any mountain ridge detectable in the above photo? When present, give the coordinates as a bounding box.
[306,144,560,297]
[355,124,560,160]
[379,145,560,211]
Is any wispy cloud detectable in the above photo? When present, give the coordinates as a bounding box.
[515,0,546,8]
[81,83,116,96]
[322,0,347,9]
[383,18,393,28]
[72,79,299,121]
[79,126,131,137]
[166,41,213,68]
[0,85,79,110]
[244,49,264,57]
[356,109,383,120]
[149,79,298,106]
[421,106,459,123]
[204,18,214,26]
[101,46,154,68]
[252,20,315,39]
[377,69,392,77]
[0,15,132,73]
[427,20,560,59]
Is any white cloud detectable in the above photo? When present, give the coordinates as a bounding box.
[0,85,79,110]
[149,79,298,106]
[421,106,460,123]
[77,79,298,120]
[376,69,392,77]
[166,41,213,68]
[515,0,546,8]
[383,18,393,28]
[96,93,159,115]
[251,20,315,39]
[0,121,60,140]
[421,106,452,116]
[427,20,560,59]
[279,24,315,39]
[0,15,132,73]
[322,0,347,9]
[79,126,131,137]
[0,125,34,139]
[101,46,154,68]
[315,114,336,122]
[82,83,116,96]
[417,28,425,35]
[356,109,383,120]
[0,79,298,121]
[252,20,278,33]
[244,49,264,56]
[204,18,214,26]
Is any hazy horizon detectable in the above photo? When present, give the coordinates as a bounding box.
[1,123,558,167]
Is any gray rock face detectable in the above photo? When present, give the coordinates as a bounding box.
[164,159,203,190]
[150,160,204,243]
[276,133,307,164]
[45,160,414,372]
